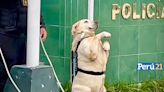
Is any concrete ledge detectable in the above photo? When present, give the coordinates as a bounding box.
[4,65,59,92]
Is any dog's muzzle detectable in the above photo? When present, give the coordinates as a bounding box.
[94,21,98,30]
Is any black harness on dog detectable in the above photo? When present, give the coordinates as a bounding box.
[71,36,105,80]
[71,37,86,80]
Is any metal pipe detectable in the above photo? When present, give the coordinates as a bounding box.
[88,0,94,20]
[26,0,40,67]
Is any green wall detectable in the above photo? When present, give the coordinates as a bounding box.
[41,0,164,84]
[41,0,88,84]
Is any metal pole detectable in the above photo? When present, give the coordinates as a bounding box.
[26,0,40,67]
[88,0,94,20]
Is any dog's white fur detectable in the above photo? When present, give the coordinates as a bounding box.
[71,19,111,92]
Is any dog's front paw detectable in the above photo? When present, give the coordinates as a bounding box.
[103,41,110,51]
[102,32,111,38]
[96,31,111,40]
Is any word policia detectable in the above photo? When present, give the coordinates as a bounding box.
[112,3,164,20]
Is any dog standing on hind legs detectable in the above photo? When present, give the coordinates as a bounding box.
[71,19,111,92]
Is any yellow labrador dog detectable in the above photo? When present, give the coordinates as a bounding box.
[71,19,111,92]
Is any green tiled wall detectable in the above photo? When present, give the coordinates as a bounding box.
[41,0,164,84]
[41,0,88,84]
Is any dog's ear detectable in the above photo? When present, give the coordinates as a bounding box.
[72,22,79,36]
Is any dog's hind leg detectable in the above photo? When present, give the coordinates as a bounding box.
[72,85,91,92]
[103,86,107,92]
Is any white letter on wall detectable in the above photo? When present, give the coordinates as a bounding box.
[112,4,120,20]
[147,3,156,19]
[142,3,146,19]
[161,7,164,18]
[133,3,140,19]
[122,3,132,19]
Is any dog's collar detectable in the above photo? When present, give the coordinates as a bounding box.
[77,67,105,75]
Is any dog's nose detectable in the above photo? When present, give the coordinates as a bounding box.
[94,21,98,29]
[94,21,98,25]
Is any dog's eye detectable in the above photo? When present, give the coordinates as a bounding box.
[84,20,88,23]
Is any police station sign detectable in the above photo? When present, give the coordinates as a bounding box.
[112,1,164,20]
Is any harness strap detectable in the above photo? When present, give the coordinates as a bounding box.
[71,35,89,80]
[77,68,105,75]
[75,37,86,53]
[72,35,104,80]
